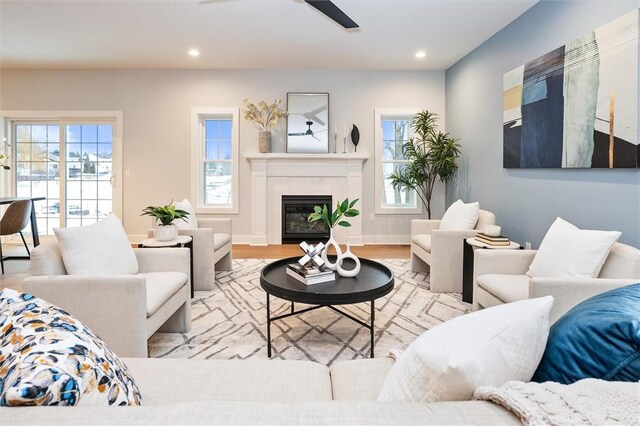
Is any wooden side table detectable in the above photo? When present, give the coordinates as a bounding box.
[462,237,521,304]
[139,236,194,298]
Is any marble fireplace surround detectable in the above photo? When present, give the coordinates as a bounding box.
[244,153,370,246]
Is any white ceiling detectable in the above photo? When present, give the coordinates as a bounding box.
[0,0,538,70]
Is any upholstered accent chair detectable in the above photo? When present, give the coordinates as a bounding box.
[473,242,640,322]
[149,217,232,291]
[23,241,192,357]
[411,209,496,293]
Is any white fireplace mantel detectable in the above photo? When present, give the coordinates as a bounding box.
[244,152,370,246]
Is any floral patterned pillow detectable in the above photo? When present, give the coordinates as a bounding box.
[0,289,142,406]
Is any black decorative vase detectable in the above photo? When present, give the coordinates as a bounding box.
[350,124,360,152]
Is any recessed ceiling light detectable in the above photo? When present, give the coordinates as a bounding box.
[188,49,200,57]
[415,51,427,59]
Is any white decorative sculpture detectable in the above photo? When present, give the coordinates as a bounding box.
[298,241,325,268]
[336,243,361,278]
[321,229,342,271]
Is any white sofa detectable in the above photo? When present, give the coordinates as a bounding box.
[473,242,640,322]
[23,241,192,358]
[411,209,496,293]
[149,217,232,291]
[3,277,634,424]
[1,357,521,425]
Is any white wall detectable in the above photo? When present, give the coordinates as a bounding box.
[0,69,446,242]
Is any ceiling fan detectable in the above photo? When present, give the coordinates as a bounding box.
[290,105,328,127]
[288,120,327,141]
[304,1,358,29]
[199,0,358,30]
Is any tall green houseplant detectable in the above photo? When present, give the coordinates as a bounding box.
[389,110,461,219]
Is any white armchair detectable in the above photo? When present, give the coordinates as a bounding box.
[411,209,496,293]
[473,242,640,322]
[23,241,192,358]
[149,217,232,291]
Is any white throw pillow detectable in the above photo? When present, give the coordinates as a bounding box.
[527,217,621,278]
[439,199,480,230]
[173,198,198,229]
[54,214,138,275]
[377,296,553,403]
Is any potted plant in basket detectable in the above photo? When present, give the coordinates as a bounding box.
[141,201,190,242]
[242,99,288,153]
[388,110,461,219]
[308,198,359,271]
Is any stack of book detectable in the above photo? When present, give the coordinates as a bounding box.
[475,233,511,246]
[286,263,336,285]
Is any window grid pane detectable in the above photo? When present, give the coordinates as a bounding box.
[203,118,233,206]
[14,124,61,235]
[381,117,416,209]
[65,124,113,226]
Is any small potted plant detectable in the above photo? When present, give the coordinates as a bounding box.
[308,198,359,271]
[242,98,288,153]
[141,201,189,242]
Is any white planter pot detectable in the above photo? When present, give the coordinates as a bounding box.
[154,224,178,242]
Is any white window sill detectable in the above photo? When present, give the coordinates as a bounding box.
[195,205,238,215]
[375,206,423,215]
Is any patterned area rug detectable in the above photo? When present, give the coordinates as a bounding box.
[149,259,470,365]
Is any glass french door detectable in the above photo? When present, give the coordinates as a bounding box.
[14,121,114,234]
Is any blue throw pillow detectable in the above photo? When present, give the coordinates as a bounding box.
[532,283,640,384]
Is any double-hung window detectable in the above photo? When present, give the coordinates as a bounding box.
[374,109,421,214]
[191,108,239,213]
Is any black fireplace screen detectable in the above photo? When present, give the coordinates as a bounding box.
[282,195,331,244]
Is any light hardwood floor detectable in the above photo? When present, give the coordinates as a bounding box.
[233,244,410,259]
[0,244,411,291]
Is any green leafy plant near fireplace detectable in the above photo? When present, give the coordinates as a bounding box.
[307,197,360,229]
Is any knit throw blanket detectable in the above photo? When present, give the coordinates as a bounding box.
[473,379,639,426]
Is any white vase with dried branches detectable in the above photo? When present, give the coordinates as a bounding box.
[242,99,288,153]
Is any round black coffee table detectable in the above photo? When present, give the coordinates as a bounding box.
[260,256,394,358]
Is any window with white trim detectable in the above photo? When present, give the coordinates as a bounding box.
[9,119,118,234]
[374,109,421,214]
[191,108,239,213]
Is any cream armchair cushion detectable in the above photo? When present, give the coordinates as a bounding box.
[473,242,640,323]
[148,216,232,291]
[54,214,138,275]
[527,217,621,278]
[411,208,496,293]
[439,200,480,230]
[173,198,199,229]
[24,241,192,358]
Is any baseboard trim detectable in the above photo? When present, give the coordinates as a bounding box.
[363,235,411,245]
[129,234,410,245]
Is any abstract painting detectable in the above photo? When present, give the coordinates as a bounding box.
[503,10,639,168]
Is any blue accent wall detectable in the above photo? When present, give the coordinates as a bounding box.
[445,1,640,247]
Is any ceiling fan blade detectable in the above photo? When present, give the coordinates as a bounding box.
[305,1,359,29]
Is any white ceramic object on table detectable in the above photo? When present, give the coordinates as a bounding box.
[321,228,342,271]
[484,225,502,237]
[154,224,178,242]
[337,243,361,278]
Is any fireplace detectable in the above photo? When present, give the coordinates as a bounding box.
[281,195,332,244]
